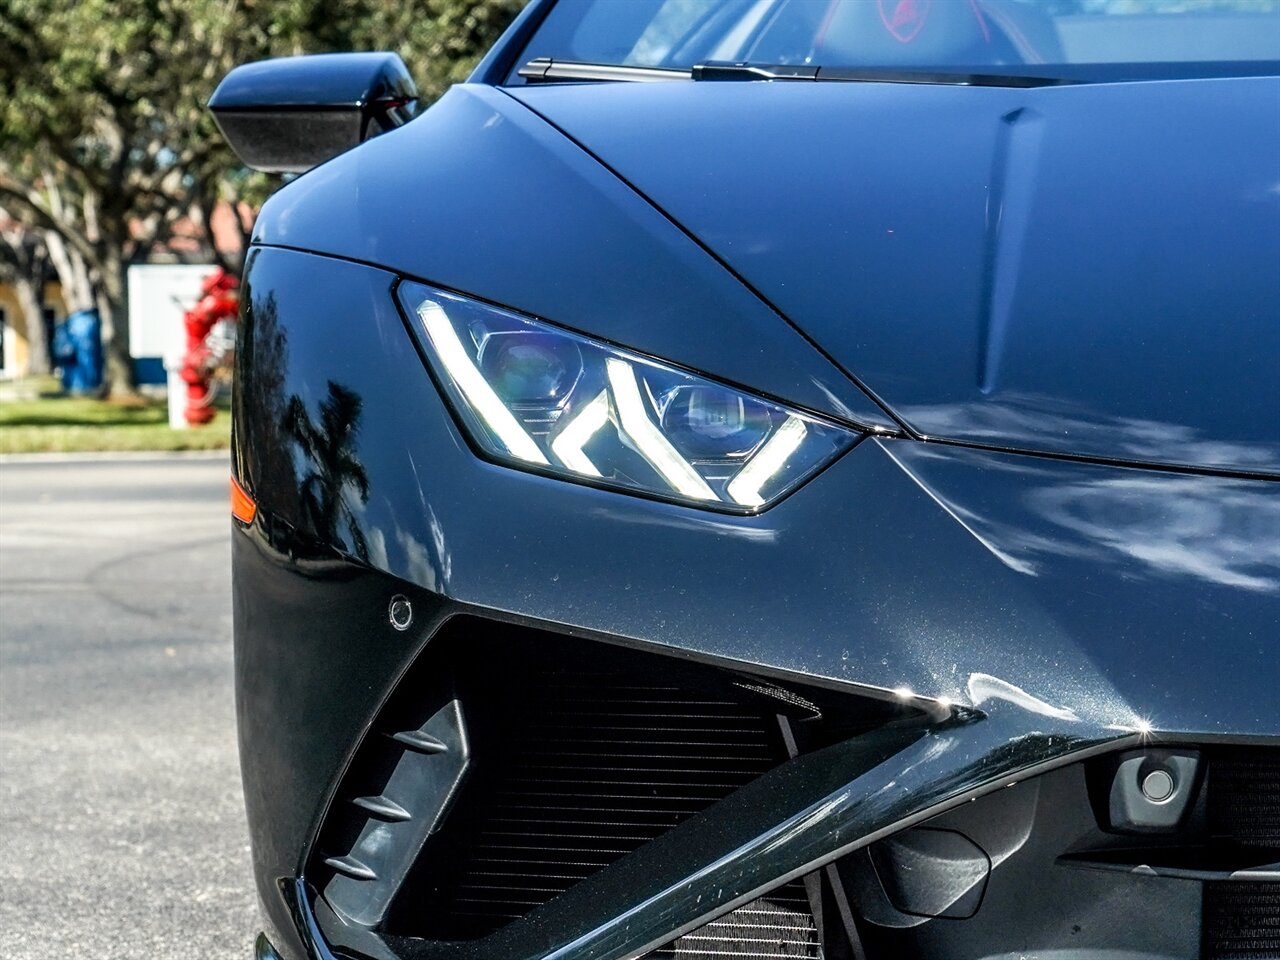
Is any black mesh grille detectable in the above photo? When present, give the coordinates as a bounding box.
[1210,748,1280,848]
[1203,882,1280,959]
[437,679,782,934]
[400,631,791,939]
[321,619,910,944]
[648,877,822,959]
[1202,749,1280,959]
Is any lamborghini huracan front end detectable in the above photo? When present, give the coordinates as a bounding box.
[221,2,1280,958]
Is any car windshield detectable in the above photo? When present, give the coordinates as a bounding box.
[514,0,1280,81]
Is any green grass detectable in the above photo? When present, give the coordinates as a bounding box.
[0,388,230,454]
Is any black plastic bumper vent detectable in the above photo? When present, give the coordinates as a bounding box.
[1203,749,1280,958]
[648,877,822,959]
[1203,882,1280,959]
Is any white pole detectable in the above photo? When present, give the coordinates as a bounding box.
[166,364,187,429]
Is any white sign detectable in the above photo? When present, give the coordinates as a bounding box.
[128,263,218,428]
[127,264,215,362]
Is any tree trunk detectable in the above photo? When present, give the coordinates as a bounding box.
[98,249,136,397]
[230,199,255,275]
[0,222,54,376]
[11,275,50,376]
[44,231,95,312]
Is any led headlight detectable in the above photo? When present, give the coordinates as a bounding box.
[399,282,859,512]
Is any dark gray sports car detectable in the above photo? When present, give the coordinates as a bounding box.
[213,2,1280,958]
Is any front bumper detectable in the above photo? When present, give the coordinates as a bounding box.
[233,246,1280,960]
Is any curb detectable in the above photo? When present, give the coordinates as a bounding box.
[0,449,231,465]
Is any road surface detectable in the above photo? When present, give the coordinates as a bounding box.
[0,455,256,959]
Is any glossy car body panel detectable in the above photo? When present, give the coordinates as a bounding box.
[249,84,895,431]
[237,246,1279,736]
[228,5,1280,952]
[509,76,1280,475]
[233,246,1277,959]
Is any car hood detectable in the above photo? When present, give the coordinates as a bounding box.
[510,76,1280,477]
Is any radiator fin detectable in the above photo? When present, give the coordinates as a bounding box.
[413,655,787,938]
[1210,749,1280,849]
[1203,882,1280,960]
[648,877,822,959]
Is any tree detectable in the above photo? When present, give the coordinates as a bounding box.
[0,0,252,393]
[0,214,54,376]
[338,0,525,102]
[0,0,520,395]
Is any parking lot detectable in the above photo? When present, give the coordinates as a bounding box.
[0,455,256,959]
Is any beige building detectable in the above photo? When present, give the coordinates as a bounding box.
[0,280,67,377]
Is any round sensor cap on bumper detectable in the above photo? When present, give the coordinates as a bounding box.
[1105,749,1201,832]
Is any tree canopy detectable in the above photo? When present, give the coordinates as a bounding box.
[0,0,521,392]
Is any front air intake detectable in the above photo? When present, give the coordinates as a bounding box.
[316,618,910,944]
[405,635,791,939]
[1203,882,1280,960]
[647,876,823,959]
[1203,748,1280,959]
[1209,747,1280,849]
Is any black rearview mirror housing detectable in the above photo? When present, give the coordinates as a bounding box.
[208,52,417,174]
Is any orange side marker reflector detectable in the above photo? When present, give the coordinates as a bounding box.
[231,475,258,524]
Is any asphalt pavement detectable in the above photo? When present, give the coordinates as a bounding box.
[0,455,257,959]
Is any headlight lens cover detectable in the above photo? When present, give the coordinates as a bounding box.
[399,281,859,512]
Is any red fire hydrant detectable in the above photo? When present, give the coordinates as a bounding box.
[180,268,239,425]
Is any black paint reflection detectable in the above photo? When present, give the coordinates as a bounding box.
[234,282,299,501]
[885,441,1280,593]
[903,392,1280,479]
[238,254,373,565]
[284,382,371,563]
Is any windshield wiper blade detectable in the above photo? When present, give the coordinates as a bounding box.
[692,62,818,81]
[519,58,688,84]
[692,61,1074,87]
[516,57,1074,88]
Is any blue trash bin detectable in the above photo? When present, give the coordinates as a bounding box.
[53,309,105,394]
[51,322,75,374]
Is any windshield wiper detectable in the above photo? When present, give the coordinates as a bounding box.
[517,57,1073,89]
[691,61,1074,87]
[518,58,687,84]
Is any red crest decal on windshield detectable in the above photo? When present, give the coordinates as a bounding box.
[877,0,932,43]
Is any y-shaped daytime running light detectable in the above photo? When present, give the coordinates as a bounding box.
[605,359,717,501]
[418,301,548,465]
[401,283,858,512]
[550,390,609,477]
[726,416,809,507]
